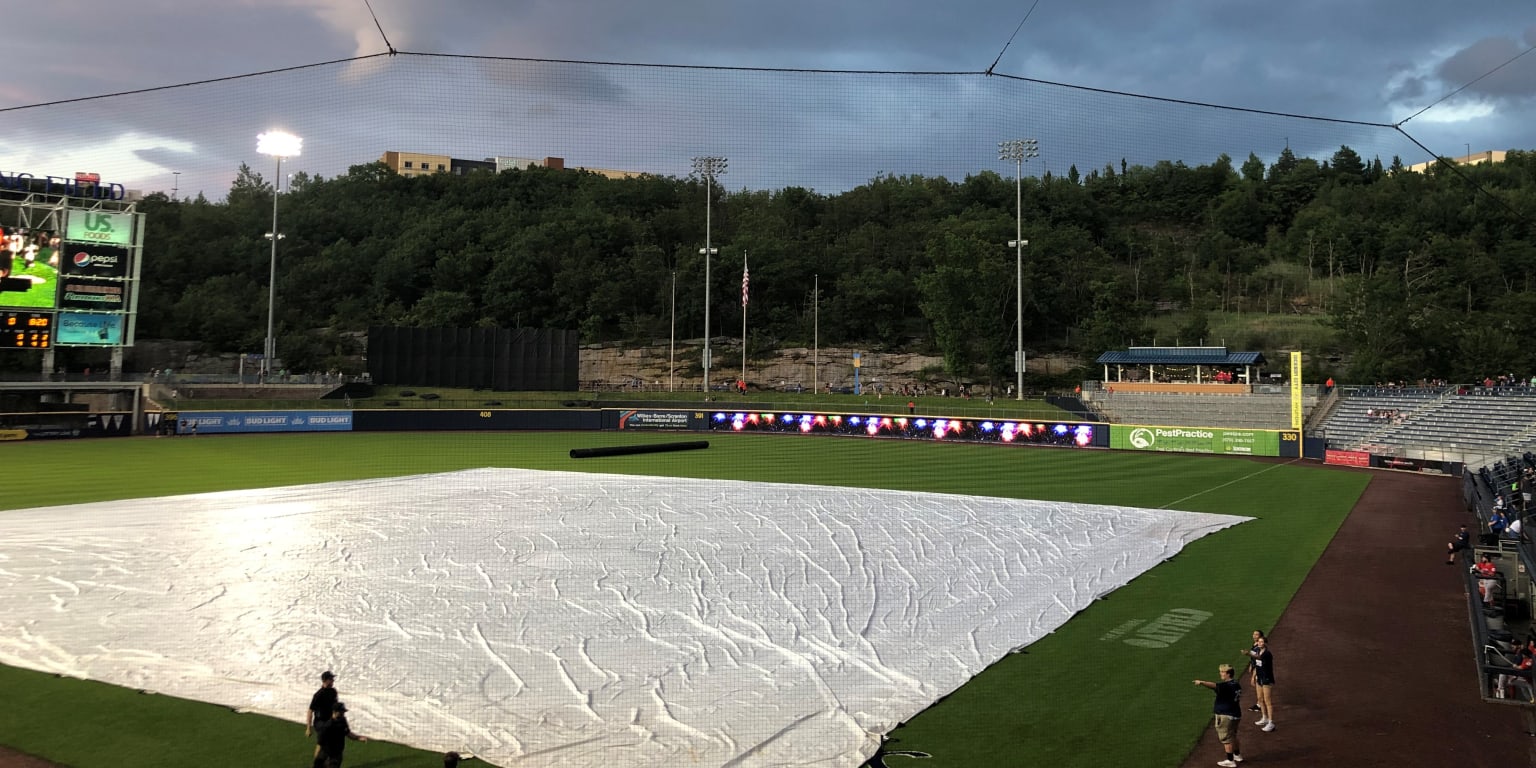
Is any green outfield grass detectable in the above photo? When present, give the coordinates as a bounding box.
[0,433,1368,767]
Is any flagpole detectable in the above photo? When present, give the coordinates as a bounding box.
[813,273,819,395]
[741,251,748,389]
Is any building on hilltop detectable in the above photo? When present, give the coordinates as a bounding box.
[1405,150,1507,174]
[379,151,646,180]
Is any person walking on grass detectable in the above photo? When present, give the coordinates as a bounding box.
[1245,635,1276,731]
[313,701,368,768]
[1195,663,1245,767]
[306,670,339,764]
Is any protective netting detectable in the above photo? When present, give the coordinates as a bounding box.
[0,54,1423,200]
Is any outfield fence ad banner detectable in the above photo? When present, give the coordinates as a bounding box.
[1110,425,1282,456]
[178,411,353,434]
[1325,449,1372,467]
[615,410,702,430]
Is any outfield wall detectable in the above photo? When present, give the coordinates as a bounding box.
[0,408,1341,463]
[1107,424,1300,458]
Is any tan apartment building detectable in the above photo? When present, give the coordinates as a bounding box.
[379,151,452,178]
[381,151,647,180]
[1406,149,1507,174]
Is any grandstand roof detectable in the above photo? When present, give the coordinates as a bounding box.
[1095,346,1266,366]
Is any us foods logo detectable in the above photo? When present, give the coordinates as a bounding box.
[1129,428,1155,448]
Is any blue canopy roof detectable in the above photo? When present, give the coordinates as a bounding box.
[1094,347,1266,366]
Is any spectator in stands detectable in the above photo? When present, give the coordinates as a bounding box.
[1490,508,1510,543]
[1507,515,1526,543]
[1447,525,1471,564]
[1475,555,1500,607]
[1324,376,1334,393]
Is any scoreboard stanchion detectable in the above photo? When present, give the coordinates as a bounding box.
[2,310,52,348]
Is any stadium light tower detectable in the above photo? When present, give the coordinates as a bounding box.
[257,130,301,381]
[998,138,1038,400]
[691,155,727,392]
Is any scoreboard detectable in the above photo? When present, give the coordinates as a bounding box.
[2,311,51,348]
[1,195,140,353]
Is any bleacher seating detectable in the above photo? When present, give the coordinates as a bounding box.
[1090,390,1311,429]
[1321,387,1536,453]
[1316,387,1445,448]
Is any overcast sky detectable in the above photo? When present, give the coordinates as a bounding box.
[1,0,1532,198]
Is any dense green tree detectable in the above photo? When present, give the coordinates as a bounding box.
[122,145,1536,383]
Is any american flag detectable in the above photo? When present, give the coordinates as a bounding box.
[741,259,750,308]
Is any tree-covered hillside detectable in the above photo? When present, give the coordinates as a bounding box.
[129,148,1536,384]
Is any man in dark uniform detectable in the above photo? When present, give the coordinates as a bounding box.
[1447,524,1471,564]
[306,670,338,755]
[1194,663,1244,767]
[312,701,368,768]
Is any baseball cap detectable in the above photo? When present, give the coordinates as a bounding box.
[321,671,335,681]
[333,702,348,713]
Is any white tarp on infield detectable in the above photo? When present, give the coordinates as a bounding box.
[0,468,1241,767]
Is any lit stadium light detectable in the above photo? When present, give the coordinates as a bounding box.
[256,129,302,381]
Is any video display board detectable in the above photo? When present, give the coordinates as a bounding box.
[55,312,121,346]
[0,196,139,349]
[0,208,63,310]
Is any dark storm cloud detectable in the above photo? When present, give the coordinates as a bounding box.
[1,0,1531,197]
[1436,30,1536,98]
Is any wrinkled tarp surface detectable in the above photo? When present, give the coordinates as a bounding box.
[0,468,1241,767]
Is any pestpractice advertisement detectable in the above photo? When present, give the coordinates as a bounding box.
[1110,425,1282,456]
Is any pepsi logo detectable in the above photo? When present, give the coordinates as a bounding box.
[72,250,120,268]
